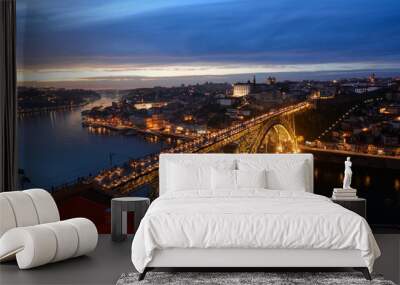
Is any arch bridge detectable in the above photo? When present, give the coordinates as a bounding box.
[89,102,312,195]
[221,115,298,154]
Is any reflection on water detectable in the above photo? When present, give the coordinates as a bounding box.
[18,97,163,188]
[338,173,344,184]
[87,126,113,136]
[364,175,371,187]
[314,161,400,226]
[395,179,400,192]
[146,136,160,143]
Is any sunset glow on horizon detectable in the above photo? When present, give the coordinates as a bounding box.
[17,62,400,83]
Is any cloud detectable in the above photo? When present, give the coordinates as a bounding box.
[16,0,400,84]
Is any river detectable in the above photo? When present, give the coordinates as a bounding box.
[18,97,163,188]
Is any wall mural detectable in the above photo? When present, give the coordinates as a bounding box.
[17,0,400,232]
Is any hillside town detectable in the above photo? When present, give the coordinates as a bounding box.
[80,75,399,153]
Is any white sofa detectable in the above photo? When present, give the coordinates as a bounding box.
[0,188,98,269]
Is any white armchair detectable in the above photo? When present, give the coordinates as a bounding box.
[0,189,98,269]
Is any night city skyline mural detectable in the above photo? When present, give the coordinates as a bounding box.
[17,0,400,232]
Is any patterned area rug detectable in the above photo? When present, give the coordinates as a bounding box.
[116,272,395,285]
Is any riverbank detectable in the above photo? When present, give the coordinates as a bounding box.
[18,102,91,116]
[82,120,194,140]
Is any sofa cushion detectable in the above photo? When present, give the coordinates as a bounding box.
[24,189,60,224]
[0,196,17,238]
[1,192,39,227]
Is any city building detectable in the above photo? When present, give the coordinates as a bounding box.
[232,76,282,99]
[145,114,167,131]
[129,114,147,127]
[266,76,277,85]
[354,86,381,94]
[134,102,168,110]
[232,83,252,97]
[217,98,233,106]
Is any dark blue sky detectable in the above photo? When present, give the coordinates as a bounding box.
[16,0,400,88]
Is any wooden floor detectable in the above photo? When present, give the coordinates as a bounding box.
[1,232,399,285]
